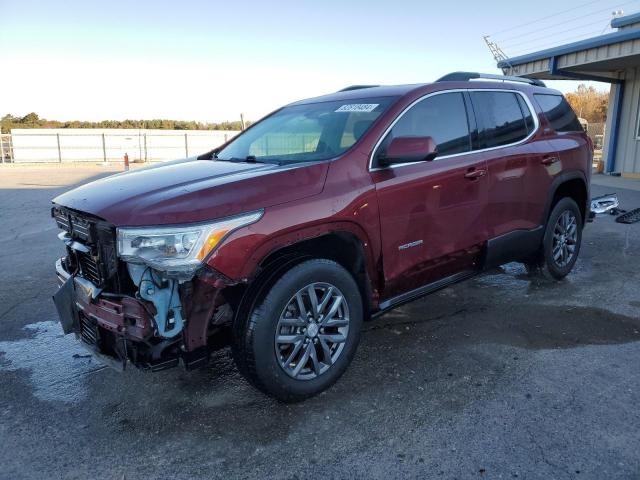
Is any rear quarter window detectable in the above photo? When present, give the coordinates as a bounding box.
[534,94,583,132]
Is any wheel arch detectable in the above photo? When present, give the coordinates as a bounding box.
[227,226,379,326]
[543,171,589,226]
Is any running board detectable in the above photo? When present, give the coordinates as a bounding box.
[375,270,477,314]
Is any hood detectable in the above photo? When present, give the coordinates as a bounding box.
[53,158,329,226]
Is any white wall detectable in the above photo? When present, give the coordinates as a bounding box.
[10,128,240,163]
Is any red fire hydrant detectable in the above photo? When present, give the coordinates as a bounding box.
[124,152,130,171]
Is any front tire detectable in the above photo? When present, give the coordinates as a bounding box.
[232,259,363,402]
[525,197,583,280]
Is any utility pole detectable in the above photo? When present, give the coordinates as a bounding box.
[102,133,107,164]
[56,133,62,163]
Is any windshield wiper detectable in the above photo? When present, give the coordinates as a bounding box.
[210,152,241,162]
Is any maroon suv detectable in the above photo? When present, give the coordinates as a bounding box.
[52,72,592,401]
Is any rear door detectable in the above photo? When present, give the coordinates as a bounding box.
[370,91,489,298]
[469,90,550,238]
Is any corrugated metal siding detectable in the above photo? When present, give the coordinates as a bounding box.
[509,39,640,76]
[506,59,549,76]
[616,67,640,173]
[620,22,640,30]
[556,39,640,68]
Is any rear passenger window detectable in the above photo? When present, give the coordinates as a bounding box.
[380,92,471,158]
[470,91,529,148]
[534,94,583,132]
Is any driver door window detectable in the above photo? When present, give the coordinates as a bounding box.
[376,92,471,165]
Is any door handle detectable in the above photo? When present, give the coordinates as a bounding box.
[464,169,487,179]
[541,156,559,166]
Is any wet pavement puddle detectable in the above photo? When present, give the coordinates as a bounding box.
[474,262,532,292]
[0,321,105,403]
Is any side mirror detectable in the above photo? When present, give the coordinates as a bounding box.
[378,136,438,166]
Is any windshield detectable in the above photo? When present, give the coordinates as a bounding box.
[216,97,396,164]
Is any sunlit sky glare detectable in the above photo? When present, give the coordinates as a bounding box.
[0,0,620,123]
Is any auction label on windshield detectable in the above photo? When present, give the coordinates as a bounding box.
[335,104,379,113]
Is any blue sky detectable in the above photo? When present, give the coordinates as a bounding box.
[0,0,626,122]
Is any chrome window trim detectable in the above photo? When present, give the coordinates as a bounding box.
[368,88,540,172]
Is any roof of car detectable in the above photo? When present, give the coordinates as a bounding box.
[288,84,428,106]
[287,76,558,107]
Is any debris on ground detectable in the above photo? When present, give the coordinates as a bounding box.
[590,193,619,214]
[609,207,626,215]
[616,208,640,224]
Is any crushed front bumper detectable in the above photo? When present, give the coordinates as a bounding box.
[53,258,169,370]
[55,258,155,341]
[53,257,228,371]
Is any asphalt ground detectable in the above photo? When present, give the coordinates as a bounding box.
[0,165,639,480]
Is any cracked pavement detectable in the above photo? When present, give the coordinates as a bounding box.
[0,166,639,479]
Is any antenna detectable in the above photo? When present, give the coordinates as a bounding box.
[483,36,515,75]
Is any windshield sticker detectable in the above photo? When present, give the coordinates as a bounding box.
[335,104,379,113]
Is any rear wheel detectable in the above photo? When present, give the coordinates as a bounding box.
[232,259,363,402]
[525,197,582,280]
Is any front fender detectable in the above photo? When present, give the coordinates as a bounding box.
[205,193,381,290]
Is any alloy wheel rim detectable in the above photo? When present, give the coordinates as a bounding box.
[275,282,350,380]
[552,210,578,268]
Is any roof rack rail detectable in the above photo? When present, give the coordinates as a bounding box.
[338,85,379,92]
[437,71,546,87]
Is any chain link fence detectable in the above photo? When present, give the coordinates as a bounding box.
[586,122,605,150]
[3,129,240,164]
[0,134,12,163]
[585,122,605,165]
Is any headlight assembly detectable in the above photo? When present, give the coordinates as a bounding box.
[116,210,263,276]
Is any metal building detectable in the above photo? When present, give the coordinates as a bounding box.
[497,11,640,178]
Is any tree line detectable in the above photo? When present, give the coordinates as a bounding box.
[1,113,249,134]
[565,84,608,124]
[2,84,607,135]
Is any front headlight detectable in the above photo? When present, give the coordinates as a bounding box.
[116,210,263,276]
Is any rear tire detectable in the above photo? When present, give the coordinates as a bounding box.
[525,197,582,280]
[232,259,363,402]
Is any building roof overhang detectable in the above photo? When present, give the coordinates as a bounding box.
[611,12,640,29]
[497,28,640,70]
[496,22,640,83]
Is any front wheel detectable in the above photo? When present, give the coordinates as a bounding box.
[232,259,363,402]
[525,197,583,280]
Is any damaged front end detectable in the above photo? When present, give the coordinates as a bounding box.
[51,206,260,371]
